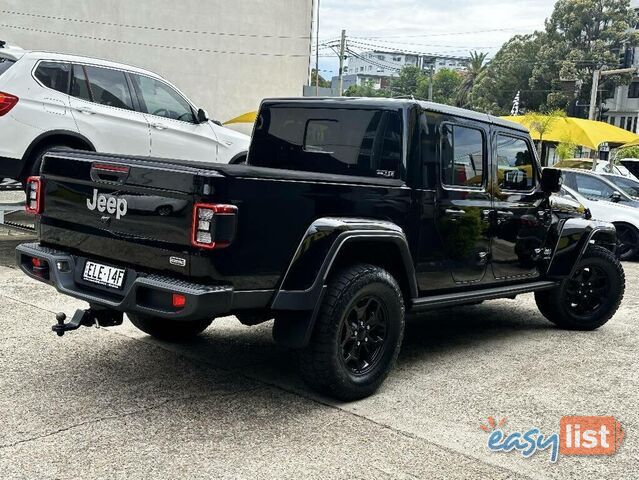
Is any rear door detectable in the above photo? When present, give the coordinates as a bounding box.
[490,131,548,280]
[129,73,219,162]
[434,118,492,284]
[69,64,151,156]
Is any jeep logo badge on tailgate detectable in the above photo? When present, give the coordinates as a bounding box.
[87,189,128,219]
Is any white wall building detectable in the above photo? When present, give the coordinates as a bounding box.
[333,49,468,93]
[0,0,314,129]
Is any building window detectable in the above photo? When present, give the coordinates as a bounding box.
[609,116,616,126]
[629,82,639,98]
[634,117,638,133]
[377,55,385,61]
[601,116,608,123]
[628,116,635,131]
[620,117,626,129]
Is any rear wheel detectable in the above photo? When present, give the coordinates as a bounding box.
[127,314,213,341]
[614,223,639,260]
[21,144,75,188]
[535,246,624,330]
[299,264,405,401]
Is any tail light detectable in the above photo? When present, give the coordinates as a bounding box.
[25,176,42,214]
[0,91,19,116]
[191,203,237,249]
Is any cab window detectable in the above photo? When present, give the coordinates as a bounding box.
[440,124,485,188]
[496,135,536,191]
[130,74,195,122]
[34,62,71,94]
[83,66,134,110]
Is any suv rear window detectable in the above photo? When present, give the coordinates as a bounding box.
[249,106,404,179]
[0,58,15,77]
[34,62,71,93]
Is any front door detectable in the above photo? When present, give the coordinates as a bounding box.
[490,132,549,280]
[435,121,492,284]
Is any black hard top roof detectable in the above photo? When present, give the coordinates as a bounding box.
[260,97,529,133]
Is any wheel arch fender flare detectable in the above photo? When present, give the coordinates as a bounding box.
[271,217,417,348]
[546,217,617,278]
[21,130,96,175]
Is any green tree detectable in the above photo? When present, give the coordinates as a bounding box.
[391,65,426,97]
[344,80,390,98]
[520,109,567,156]
[531,0,639,111]
[417,68,463,105]
[455,51,489,108]
[310,69,330,88]
[471,34,546,114]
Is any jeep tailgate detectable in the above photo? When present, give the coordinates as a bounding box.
[38,151,210,276]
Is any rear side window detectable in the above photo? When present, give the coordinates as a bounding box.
[84,66,133,110]
[34,62,71,93]
[0,58,15,77]
[440,124,485,188]
[496,135,536,191]
[249,106,404,179]
[71,64,91,101]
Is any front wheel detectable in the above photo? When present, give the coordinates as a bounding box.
[299,264,405,401]
[535,246,625,330]
[127,314,213,341]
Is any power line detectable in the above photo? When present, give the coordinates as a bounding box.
[350,26,540,39]
[0,10,310,40]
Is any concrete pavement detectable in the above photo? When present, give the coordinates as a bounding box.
[0,228,637,479]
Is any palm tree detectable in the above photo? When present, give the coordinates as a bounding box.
[456,51,489,108]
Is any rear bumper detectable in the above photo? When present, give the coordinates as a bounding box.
[16,242,234,320]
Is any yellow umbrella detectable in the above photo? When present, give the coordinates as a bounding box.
[224,111,258,126]
[502,115,639,150]
[620,138,639,148]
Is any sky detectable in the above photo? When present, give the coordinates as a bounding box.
[316,0,559,78]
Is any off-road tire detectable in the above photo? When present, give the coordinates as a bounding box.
[535,246,625,330]
[127,314,213,341]
[299,264,405,401]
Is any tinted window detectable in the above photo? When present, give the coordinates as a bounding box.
[84,66,133,110]
[496,135,536,190]
[441,124,484,188]
[71,65,91,101]
[131,74,194,122]
[607,176,639,198]
[0,58,15,77]
[574,174,616,200]
[34,62,70,93]
[249,107,404,179]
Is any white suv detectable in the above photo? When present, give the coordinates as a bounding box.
[0,43,250,182]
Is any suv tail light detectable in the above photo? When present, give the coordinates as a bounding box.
[191,203,238,249]
[25,176,42,214]
[0,91,19,116]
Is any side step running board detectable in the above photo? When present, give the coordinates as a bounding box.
[410,280,558,312]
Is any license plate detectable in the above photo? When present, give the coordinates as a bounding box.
[83,261,126,289]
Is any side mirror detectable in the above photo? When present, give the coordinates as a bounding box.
[197,108,209,124]
[541,168,563,194]
[610,191,622,203]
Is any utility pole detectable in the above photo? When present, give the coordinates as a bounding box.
[315,0,320,96]
[338,29,346,96]
[428,65,434,102]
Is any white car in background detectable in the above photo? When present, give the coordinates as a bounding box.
[558,184,639,260]
[0,42,250,183]
[553,158,636,179]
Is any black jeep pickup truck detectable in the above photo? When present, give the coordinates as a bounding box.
[17,98,625,400]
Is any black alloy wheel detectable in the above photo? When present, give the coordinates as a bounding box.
[339,295,388,375]
[564,265,610,317]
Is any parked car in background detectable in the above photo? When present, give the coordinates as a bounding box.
[0,43,250,183]
[619,158,639,180]
[559,168,639,208]
[557,184,639,260]
[600,173,639,200]
[553,158,636,178]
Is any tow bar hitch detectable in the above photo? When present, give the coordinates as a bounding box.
[52,307,123,337]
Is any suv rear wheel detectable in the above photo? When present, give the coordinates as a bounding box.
[299,264,405,401]
[535,246,625,330]
[127,314,213,341]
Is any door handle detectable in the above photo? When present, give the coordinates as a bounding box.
[150,122,167,130]
[75,107,95,115]
[445,209,466,216]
